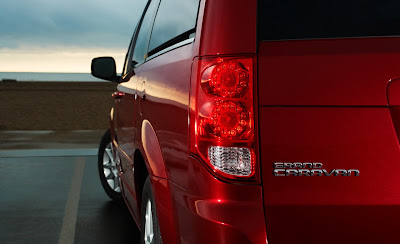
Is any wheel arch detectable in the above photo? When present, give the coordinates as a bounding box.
[136,119,179,243]
[133,149,149,217]
[140,119,167,179]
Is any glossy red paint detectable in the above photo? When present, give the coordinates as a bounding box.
[141,120,167,178]
[258,38,400,106]
[199,0,257,56]
[114,80,142,223]
[171,156,267,243]
[258,37,400,243]
[136,42,194,188]
[387,77,400,105]
[109,0,265,242]
[387,78,400,151]
[259,106,400,243]
[150,176,180,244]
[100,0,400,243]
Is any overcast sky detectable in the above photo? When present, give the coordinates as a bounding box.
[0,0,147,72]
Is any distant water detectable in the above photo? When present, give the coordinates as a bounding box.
[0,72,108,82]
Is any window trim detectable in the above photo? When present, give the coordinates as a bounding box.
[146,36,195,61]
[122,24,138,78]
[143,0,201,62]
[131,0,161,68]
[148,28,196,57]
[131,0,201,67]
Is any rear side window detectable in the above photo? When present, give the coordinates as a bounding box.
[259,0,400,40]
[132,0,160,65]
[122,27,136,75]
[148,0,200,53]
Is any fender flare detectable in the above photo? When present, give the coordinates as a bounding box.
[140,120,179,243]
[140,119,167,179]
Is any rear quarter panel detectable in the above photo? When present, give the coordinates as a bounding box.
[136,43,194,187]
[135,43,195,244]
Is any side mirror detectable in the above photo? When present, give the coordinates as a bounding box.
[91,57,120,82]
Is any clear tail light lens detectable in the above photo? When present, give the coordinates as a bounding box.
[208,146,252,176]
[189,56,257,181]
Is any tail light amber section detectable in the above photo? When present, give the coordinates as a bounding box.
[189,56,257,181]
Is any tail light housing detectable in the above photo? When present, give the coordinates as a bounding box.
[189,56,258,182]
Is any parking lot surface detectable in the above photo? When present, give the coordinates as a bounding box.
[0,151,139,243]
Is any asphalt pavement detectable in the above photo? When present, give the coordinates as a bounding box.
[0,131,139,243]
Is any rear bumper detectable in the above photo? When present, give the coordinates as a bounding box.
[157,156,267,244]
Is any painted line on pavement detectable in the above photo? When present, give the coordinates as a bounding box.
[58,157,86,244]
[0,149,97,158]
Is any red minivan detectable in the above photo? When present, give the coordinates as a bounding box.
[92,0,400,243]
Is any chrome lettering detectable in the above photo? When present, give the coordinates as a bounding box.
[298,169,311,176]
[286,169,298,176]
[313,162,323,168]
[311,169,323,176]
[323,169,335,176]
[334,169,348,176]
[284,163,293,168]
[273,162,360,176]
[293,162,303,168]
[273,163,284,169]
[303,162,313,169]
[348,169,360,176]
[273,169,286,176]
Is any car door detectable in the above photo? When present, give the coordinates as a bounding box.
[113,30,139,214]
[113,0,160,221]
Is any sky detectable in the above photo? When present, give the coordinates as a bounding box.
[0,0,147,73]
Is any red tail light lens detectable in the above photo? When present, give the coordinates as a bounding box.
[203,59,250,98]
[189,56,257,181]
[199,100,251,140]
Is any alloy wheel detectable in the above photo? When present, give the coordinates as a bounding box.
[102,142,121,193]
[144,199,154,244]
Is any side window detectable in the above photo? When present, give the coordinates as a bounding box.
[148,0,200,54]
[122,34,135,76]
[132,0,160,66]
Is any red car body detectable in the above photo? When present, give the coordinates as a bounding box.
[108,0,400,243]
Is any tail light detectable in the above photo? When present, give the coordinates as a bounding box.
[189,56,258,181]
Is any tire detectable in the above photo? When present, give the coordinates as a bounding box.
[98,129,122,201]
[141,177,162,244]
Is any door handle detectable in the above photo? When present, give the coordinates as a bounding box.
[112,91,125,99]
[140,80,146,100]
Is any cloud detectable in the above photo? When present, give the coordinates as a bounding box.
[0,46,127,72]
[0,0,147,72]
[0,0,147,49]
